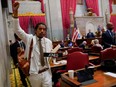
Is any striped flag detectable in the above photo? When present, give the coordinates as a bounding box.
[72,21,82,42]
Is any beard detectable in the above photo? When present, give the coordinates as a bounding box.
[37,33,45,38]
[109,28,113,31]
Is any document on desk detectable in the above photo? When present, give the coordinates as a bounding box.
[51,44,61,53]
[104,72,116,78]
[48,44,61,64]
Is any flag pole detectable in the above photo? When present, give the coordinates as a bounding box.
[105,9,109,25]
[69,7,74,39]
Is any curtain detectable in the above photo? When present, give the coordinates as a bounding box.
[110,15,116,32]
[12,0,15,4]
[60,0,76,38]
[19,16,30,33]
[85,0,99,16]
[109,0,113,13]
[31,16,46,28]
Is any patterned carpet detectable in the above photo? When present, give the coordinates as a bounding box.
[10,61,54,87]
[10,62,31,87]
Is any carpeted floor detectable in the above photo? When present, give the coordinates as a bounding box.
[9,61,55,87]
[10,62,31,87]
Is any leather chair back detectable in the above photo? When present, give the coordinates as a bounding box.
[66,52,89,70]
[100,48,116,60]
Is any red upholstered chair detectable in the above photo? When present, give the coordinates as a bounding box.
[66,52,89,70]
[89,45,102,55]
[55,52,90,87]
[91,46,102,53]
[100,47,116,61]
[67,47,83,54]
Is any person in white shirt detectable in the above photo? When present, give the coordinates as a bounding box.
[12,2,53,87]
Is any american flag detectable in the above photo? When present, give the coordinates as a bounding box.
[72,21,82,42]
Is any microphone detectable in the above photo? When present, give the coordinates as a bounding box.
[44,53,63,57]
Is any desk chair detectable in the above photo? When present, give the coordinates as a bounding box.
[55,52,90,87]
[67,47,83,54]
[89,46,102,56]
[100,47,116,61]
[100,48,116,72]
[66,52,89,70]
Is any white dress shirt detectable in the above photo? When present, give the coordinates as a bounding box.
[13,18,53,75]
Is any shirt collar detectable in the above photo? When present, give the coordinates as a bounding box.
[36,36,45,42]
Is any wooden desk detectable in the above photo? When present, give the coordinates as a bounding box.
[89,55,101,65]
[50,61,67,74]
[89,55,99,61]
[50,55,99,68]
[59,47,70,51]
[50,55,100,75]
[50,62,66,69]
[58,55,99,61]
[61,70,116,87]
[50,55,99,69]
[50,61,67,84]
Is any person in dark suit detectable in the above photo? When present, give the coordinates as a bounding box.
[79,41,87,49]
[86,29,95,38]
[102,22,116,49]
[10,33,27,87]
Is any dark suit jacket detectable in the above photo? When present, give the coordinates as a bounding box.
[102,30,116,49]
[79,43,86,49]
[10,41,25,66]
[86,32,95,38]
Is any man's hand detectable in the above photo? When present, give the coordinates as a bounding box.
[13,2,19,18]
[13,2,19,11]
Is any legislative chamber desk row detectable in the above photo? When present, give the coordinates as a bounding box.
[50,55,100,73]
[60,66,116,87]
[52,37,102,48]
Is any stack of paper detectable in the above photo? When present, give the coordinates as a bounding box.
[104,72,116,78]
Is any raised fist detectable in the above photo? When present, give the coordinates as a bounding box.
[13,2,20,11]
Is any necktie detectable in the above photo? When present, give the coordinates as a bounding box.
[111,31,113,37]
[38,38,45,66]
[109,31,113,37]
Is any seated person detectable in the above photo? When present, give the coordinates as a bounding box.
[60,40,65,48]
[68,40,73,47]
[89,40,95,47]
[95,31,101,37]
[86,29,95,38]
[101,27,106,34]
[84,8,97,16]
[79,41,87,49]
[95,25,102,37]
[66,34,70,41]
[93,39,103,49]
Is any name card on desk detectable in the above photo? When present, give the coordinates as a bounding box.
[44,53,63,57]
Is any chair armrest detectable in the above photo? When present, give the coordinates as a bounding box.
[56,70,67,74]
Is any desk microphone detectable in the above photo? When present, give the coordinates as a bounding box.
[44,53,63,57]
